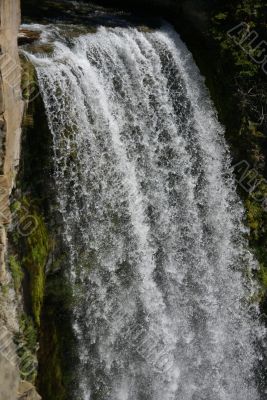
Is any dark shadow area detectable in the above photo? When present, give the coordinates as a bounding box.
[21,0,167,28]
[15,61,79,400]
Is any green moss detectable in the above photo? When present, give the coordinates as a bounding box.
[37,312,66,400]
[245,196,267,301]
[19,197,51,327]
[259,265,267,294]
[10,195,51,327]
[20,314,38,353]
[214,12,228,21]
[37,272,77,400]
[1,284,9,297]
[9,195,52,384]
[9,255,24,293]
[14,314,38,383]
[20,56,40,103]
[17,65,77,399]
[245,199,263,238]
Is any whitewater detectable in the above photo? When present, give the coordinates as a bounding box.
[26,23,264,400]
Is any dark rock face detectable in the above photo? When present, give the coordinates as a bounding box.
[18,29,41,45]
[21,0,217,29]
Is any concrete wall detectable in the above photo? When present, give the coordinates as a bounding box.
[0,0,23,282]
[0,1,22,399]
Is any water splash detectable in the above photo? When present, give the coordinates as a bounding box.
[26,23,264,400]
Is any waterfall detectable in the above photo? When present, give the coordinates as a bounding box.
[26,22,264,400]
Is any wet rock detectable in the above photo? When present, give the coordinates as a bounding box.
[18,29,41,45]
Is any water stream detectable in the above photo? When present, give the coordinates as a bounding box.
[25,22,264,400]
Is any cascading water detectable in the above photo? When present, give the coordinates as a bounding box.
[25,22,265,400]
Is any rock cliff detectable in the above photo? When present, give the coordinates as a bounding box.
[0,1,41,399]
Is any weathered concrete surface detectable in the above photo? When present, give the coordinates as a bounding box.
[0,2,31,400]
[0,0,23,281]
[18,381,42,400]
[0,353,20,400]
[0,0,23,334]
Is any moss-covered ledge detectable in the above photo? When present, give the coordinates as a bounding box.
[11,55,78,400]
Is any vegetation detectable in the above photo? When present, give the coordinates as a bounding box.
[10,196,51,327]
[14,314,38,383]
[8,196,51,387]
[21,198,50,327]
[208,1,267,307]
[9,255,24,293]
[37,273,77,400]
[6,57,53,384]
[14,56,77,399]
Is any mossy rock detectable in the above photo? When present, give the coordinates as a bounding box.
[16,58,78,399]
[14,314,38,383]
[9,255,24,293]
[9,195,51,327]
[21,197,51,327]
[37,271,78,400]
